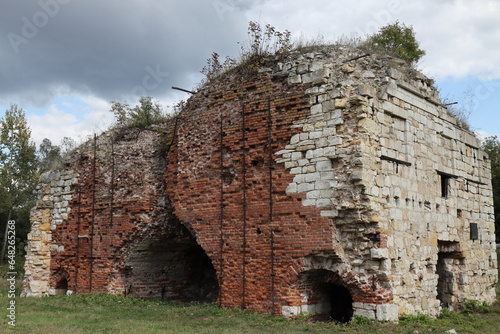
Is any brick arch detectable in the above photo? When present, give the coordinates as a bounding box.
[283,255,393,304]
[51,268,70,295]
[110,215,219,302]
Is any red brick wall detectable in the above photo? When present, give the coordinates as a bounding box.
[50,129,169,295]
[166,72,348,313]
[48,70,391,314]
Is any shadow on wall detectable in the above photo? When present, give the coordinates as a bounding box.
[299,269,354,323]
[123,223,219,303]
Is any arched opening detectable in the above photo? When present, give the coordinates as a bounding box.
[124,221,219,303]
[318,283,353,323]
[298,269,354,323]
[55,277,68,296]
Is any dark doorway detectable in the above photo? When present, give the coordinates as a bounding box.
[319,283,353,323]
[125,222,219,303]
[55,277,68,296]
[299,269,354,323]
[436,252,454,308]
[436,241,462,309]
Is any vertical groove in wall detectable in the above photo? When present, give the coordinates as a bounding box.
[218,111,224,306]
[109,135,115,227]
[267,96,276,314]
[75,161,82,293]
[241,102,247,309]
[89,133,97,292]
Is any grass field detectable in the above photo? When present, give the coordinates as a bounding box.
[1,252,499,334]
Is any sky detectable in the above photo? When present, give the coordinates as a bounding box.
[0,0,499,147]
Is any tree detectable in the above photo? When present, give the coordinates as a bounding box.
[110,96,165,128]
[0,104,38,209]
[366,21,426,64]
[0,104,39,263]
[38,138,63,173]
[482,136,500,242]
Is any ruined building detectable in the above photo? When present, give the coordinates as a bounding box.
[23,46,497,322]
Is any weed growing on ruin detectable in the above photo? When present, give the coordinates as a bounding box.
[461,298,491,314]
[200,52,236,80]
[364,21,426,65]
[352,315,375,325]
[200,21,292,83]
[110,96,170,129]
[398,313,432,325]
[439,89,473,130]
[241,21,292,57]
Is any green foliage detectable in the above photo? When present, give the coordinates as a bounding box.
[352,315,375,325]
[0,281,499,334]
[200,52,236,80]
[0,104,39,263]
[438,308,459,319]
[366,21,426,64]
[38,138,64,173]
[0,104,39,208]
[482,136,500,242]
[398,313,432,325]
[240,21,292,58]
[239,21,292,71]
[111,96,167,128]
[200,21,293,81]
[461,299,491,314]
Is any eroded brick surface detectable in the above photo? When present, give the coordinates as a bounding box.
[23,47,497,322]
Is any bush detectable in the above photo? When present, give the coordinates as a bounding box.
[352,315,375,325]
[365,21,426,64]
[111,96,167,128]
[399,313,432,325]
[461,299,491,314]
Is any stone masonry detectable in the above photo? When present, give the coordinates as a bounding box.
[23,46,497,322]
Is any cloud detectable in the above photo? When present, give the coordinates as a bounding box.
[0,0,249,107]
[243,0,500,80]
[2,0,499,145]
[27,94,114,146]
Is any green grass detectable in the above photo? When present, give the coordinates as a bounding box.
[1,253,499,333]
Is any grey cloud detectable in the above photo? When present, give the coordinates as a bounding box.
[0,0,248,106]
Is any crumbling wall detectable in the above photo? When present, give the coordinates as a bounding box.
[362,68,498,315]
[22,170,78,296]
[23,46,497,322]
[166,49,398,320]
[23,126,217,300]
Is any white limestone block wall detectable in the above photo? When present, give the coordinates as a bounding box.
[22,170,78,297]
[274,48,497,320]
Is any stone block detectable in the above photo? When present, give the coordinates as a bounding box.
[349,172,363,182]
[315,181,330,190]
[354,307,375,319]
[357,85,377,97]
[291,152,303,161]
[316,199,331,208]
[288,75,302,84]
[324,147,336,157]
[297,183,315,193]
[320,210,338,217]
[286,183,298,194]
[335,98,348,109]
[371,248,389,259]
[304,172,321,183]
[316,160,332,171]
[311,104,323,115]
[376,304,399,322]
